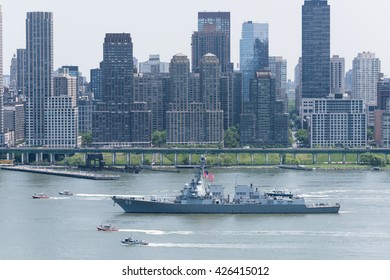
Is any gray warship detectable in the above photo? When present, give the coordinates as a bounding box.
[112,157,340,214]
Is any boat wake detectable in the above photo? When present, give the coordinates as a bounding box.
[119,228,390,238]
[147,243,255,249]
[74,194,112,200]
[119,229,194,235]
[300,194,329,198]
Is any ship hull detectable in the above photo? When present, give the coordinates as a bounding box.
[112,197,340,214]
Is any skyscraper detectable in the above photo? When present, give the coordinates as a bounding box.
[133,72,169,132]
[90,66,102,100]
[240,21,269,101]
[25,12,53,147]
[192,12,232,73]
[16,49,26,97]
[302,0,330,99]
[9,54,17,92]
[166,54,191,144]
[352,52,381,105]
[0,5,3,146]
[269,56,287,112]
[240,71,289,147]
[198,12,230,34]
[330,55,345,95]
[93,33,134,145]
[200,54,223,144]
[377,78,390,111]
[139,55,169,74]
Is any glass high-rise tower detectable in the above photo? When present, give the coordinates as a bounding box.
[240,21,269,101]
[302,0,330,99]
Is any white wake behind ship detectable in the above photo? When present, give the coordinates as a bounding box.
[112,157,340,214]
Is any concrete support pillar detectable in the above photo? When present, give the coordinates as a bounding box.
[265,154,268,165]
[49,154,54,164]
[174,153,177,166]
[6,153,10,161]
[312,153,317,164]
[160,153,163,166]
[25,153,29,164]
[328,153,331,164]
[112,153,116,165]
[279,154,283,165]
[342,153,346,164]
[35,153,39,163]
[141,153,144,165]
[189,154,192,165]
[126,153,131,166]
[251,153,254,165]
[83,153,87,163]
[384,154,388,164]
[236,153,239,164]
[21,153,25,165]
[357,153,360,164]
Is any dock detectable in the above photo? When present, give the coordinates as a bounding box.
[0,166,120,180]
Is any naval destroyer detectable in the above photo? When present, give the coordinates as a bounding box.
[112,157,340,214]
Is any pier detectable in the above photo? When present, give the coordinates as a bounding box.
[0,166,120,180]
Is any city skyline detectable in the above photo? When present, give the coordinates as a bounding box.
[0,0,389,80]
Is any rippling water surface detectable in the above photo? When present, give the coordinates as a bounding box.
[1,168,389,260]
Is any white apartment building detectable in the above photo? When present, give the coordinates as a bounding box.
[352,52,381,106]
[309,98,367,148]
[46,74,78,148]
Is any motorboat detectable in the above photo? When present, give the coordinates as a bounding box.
[121,236,148,246]
[59,190,73,196]
[32,193,49,199]
[97,224,119,231]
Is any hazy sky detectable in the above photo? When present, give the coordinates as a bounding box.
[1,0,389,80]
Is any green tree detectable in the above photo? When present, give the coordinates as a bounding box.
[152,130,166,147]
[295,129,309,146]
[64,156,84,166]
[360,152,386,167]
[224,125,240,148]
[289,109,301,129]
[367,127,374,141]
[80,132,93,147]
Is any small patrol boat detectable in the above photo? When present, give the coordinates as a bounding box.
[59,190,73,196]
[97,224,119,231]
[121,236,148,246]
[32,193,49,199]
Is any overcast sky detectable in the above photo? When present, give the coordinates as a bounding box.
[1,0,389,80]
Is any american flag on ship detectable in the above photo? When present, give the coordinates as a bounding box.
[203,170,215,182]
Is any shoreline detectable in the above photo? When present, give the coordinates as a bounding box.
[1,163,385,172]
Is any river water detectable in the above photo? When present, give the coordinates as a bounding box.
[0,167,389,260]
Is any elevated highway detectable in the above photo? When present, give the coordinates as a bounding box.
[0,147,387,166]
